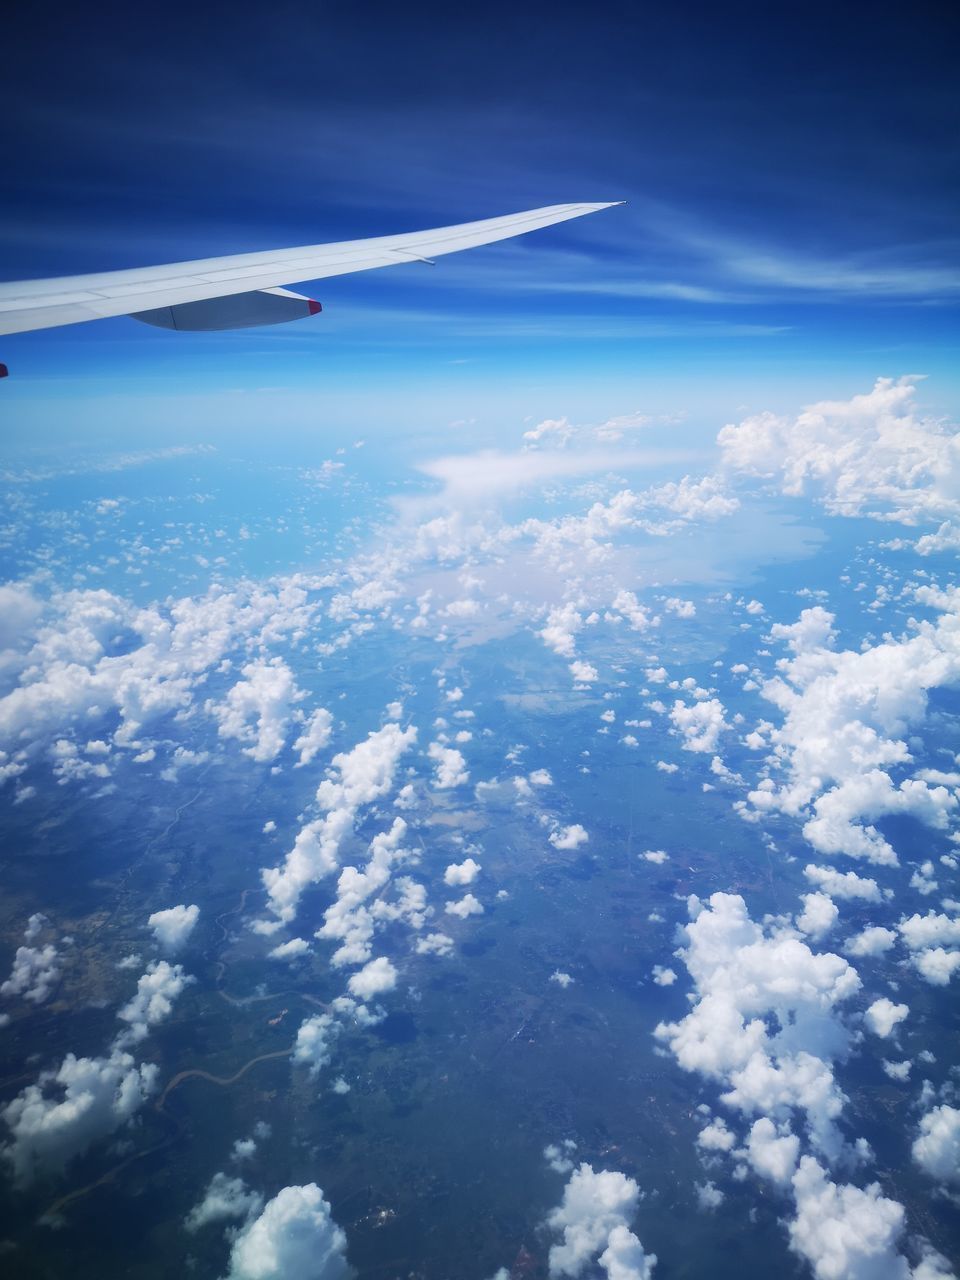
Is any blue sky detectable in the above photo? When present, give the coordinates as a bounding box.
[2,0,959,448]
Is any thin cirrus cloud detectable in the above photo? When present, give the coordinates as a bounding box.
[413,447,696,503]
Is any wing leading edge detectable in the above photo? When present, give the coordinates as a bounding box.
[0,202,622,338]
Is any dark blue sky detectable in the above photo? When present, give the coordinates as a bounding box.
[2,0,958,436]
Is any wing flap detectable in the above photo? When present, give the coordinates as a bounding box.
[0,202,622,337]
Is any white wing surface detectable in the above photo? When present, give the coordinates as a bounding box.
[0,202,622,338]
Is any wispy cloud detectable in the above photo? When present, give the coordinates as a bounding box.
[1,444,215,483]
[414,445,695,503]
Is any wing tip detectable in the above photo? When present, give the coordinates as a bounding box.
[566,200,627,216]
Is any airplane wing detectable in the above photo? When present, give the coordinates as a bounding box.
[0,202,622,342]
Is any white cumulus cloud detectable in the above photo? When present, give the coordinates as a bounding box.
[655,893,860,1161]
[428,742,468,789]
[718,376,960,526]
[1,1050,157,1185]
[291,1014,340,1079]
[864,998,909,1039]
[550,824,589,851]
[803,865,881,902]
[788,1156,921,1280]
[445,893,484,919]
[743,599,960,866]
[346,956,398,1001]
[844,927,897,958]
[116,959,194,1045]
[260,722,416,927]
[444,857,481,886]
[186,1171,263,1231]
[1,924,60,1004]
[546,1163,656,1280]
[148,903,199,954]
[268,937,310,961]
[223,1183,350,1280]
[670,698,728,753]
[293,706,334,766]
[208,658,303,763]
[912,1105,960,1186]
[796,893,839,940]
